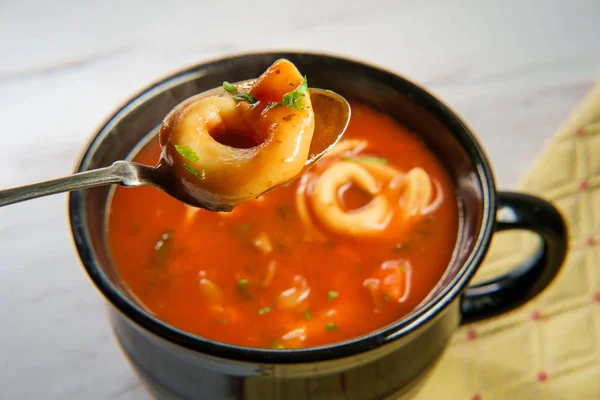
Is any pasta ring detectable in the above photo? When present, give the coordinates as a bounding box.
[309,161,391,236]
[160,59,315,211]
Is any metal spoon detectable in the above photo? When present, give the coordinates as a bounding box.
[0,88,350,208]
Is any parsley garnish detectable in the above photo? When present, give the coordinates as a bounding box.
[222,81,257,104]
[222,81,237,94]
[328,290,339,302]
[258,306,272,315]
[233,92,257,104]
[217,317,227,325]
[304,311,312,320]
[175,145,204,180]
[325,322,338,332]
[281,76,308,111]
[382,294,391,302]
[342,156,388,164]
[263,76,309,112]
[237,278,249,297]
[174,145,200,162]
[183,164,205,180]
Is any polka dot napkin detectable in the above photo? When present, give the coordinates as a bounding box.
[413,83,600,400]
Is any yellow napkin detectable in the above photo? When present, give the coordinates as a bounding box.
[414,84,600,400]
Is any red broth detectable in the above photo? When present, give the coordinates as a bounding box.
[107,103,459,348]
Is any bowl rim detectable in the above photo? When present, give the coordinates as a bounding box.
[68,49,496,364]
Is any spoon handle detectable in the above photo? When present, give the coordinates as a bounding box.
[0,161,150,207]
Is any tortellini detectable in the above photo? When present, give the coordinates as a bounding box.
[310,161,392,235]
[160,59,315,211]
[296,139,439,237]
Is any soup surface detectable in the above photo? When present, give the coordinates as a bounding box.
[108,103,459,348]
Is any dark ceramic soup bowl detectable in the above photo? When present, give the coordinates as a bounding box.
[69,52,567,400]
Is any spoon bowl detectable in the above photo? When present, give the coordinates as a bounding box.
[0,88,350,209]
[305,89,351,167]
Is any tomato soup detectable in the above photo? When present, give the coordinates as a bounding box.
[107,103,459,349]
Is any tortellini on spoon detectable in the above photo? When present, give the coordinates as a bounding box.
[159,59,317,211]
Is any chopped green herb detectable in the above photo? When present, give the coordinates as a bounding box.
[237,278,249,297]
[271,341,285,349]
[400,264,407,272]
[281,76,308,111]
[222,81,237,94]
[258,306,272,315]
[217,317,227,325]
[325,322,338,332]
[174,144,200,162]
[233,92,257,104]
[183,163,205,180]
[328,290,339,302]
[263,77,309,112]
[382,294,391,302]
[342,156,388,164]
[304,311,312,320]
[222,81,257,104]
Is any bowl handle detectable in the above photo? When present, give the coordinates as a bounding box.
[460,191,568,324]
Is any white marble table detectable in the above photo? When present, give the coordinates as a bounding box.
[0,0,598,398]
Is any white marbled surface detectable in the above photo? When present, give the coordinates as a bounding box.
[0,0,599,398]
